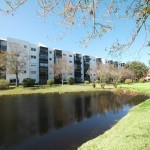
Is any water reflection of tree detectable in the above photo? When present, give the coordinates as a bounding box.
[0,92,148,148]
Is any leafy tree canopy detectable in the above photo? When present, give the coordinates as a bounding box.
[125,61,149,79]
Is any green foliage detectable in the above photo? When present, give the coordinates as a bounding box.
[84,80,89,84]
[47,79,54,86]
[0,79,10,90]
[113,82,117,88]
[125,61,149,79]
[79,100,150,150]
[125,79,132,84]
[22,78,35,87]
[95,80,100,83]
[67,77,74,85]
[92,82,96,88]
[139,78,145,83]
[100,83,105,89]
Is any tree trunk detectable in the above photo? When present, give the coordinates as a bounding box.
[16,73,19,87]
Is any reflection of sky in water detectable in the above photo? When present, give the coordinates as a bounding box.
[0,92,148,150]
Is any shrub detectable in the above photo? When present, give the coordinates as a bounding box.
[0,79,10,90]
[92,83,96,88]
[84,80,89,84]
[113,83,117,88]
[47,79,54,86]
[95,80,100,83]
[22,78,35,87]
[125,79,132,84]
[68,77,74,85]
[139,78,145,83]
[100,83,105,89]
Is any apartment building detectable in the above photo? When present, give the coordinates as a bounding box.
[54,49,74,83]
[0,37,125,84]
[0,39,7,79]
[6,37,39,84]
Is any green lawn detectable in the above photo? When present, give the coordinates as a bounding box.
[0,84,114,96]
[0,82,150,96]
[78,99,150,150]
[118,82,150,94]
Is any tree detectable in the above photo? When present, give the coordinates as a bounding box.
[87,62,136,88]
[1,0,150,53]
[125,61,149,79]
[96,63,110,88]
[108,65,121,88]
[119,67,135,81]
[54,58,74,85]
[86,63,97,82]
[6,43,29,87]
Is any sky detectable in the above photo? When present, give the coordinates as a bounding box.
[0,1,150,65]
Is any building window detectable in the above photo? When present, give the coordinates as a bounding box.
[63,54,66,56]
[69,61,72,63]
[69,55,72,57]
[40,63,48,67]
[31,64,36,66]
[49,51,52,54]
[24,45,27,48]
[24,70,26,73]
[31,48,36,51]
[31,71,36,74]
[49,58,52,61]
[10,79,18,83]
[93,59,95,61]
[31,55,36,59]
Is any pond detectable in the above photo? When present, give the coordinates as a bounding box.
[0,91,149,150]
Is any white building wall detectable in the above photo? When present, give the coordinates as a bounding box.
[101,58,107,64]
[28,43,39,83]
[89,56,97,81]
[6,37,30,84]
[6,37,39,83]
[61,50,74,82]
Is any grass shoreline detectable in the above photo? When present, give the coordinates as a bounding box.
[78,99,150,150]
[0,84,114,97]
[78,82,150,150]
[0,82,150,97]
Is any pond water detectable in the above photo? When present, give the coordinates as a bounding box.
[0,91,149,150]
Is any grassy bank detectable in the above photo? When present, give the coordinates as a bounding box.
[0,84,114,96]
[0,82,150,96]
[118,82,150,94]
[78,99,150,150]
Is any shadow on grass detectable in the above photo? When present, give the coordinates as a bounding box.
[29,84,63,90]
[0,86,16,90]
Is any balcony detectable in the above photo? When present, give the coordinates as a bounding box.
[83,56,90,61]
[74,60,82,64]
[39,47,48,54]
[75,68,82,72]
[74,54,82,59]
[54,50,62,58]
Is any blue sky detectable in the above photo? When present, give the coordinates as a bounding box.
[0,1,150,65]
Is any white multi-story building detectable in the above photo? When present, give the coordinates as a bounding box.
[0,37,125,84]
[6,37,39,84]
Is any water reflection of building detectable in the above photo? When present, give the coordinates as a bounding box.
[0,92,148,148]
